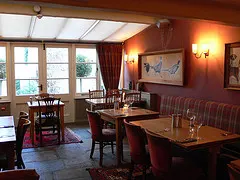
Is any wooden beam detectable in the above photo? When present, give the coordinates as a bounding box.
[11,0,240,26]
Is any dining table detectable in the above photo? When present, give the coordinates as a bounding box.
[97,107,159,166]
[131,117,240,180]
[27,100,65,145]
[0,116,16,169]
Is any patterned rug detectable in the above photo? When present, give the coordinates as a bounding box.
[87,165,152,180]
[23,127,83,148]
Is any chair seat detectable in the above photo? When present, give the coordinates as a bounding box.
[101,129,116,141]
[35,115,58,127]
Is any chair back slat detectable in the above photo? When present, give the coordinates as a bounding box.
[37,97,60,126]
[89,90,104,98]
[16,118,31,154]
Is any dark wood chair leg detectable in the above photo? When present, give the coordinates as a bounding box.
[111,141,114,154]
[90,140,95,158]
[58,125,61,145]
[40,130,43,147]
[121,140,124,161]
[142,164,146,180]
[99,142,103,166]
[20,156,25,169]
[128,160,134,180]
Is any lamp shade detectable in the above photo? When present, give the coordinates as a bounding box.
[192,44,197,54]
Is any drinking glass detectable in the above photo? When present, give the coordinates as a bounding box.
[194,116,203,140]
[186,109,196,135]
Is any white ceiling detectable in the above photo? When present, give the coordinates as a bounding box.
[0,13,150,42]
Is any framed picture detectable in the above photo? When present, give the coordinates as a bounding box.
[224,42,240,90]
[138,49,184,86]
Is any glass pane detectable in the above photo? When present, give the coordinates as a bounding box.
[76,78,96,93]
[0,80,7,96]
[46,48,68,63]
[14,47,38,63]
[47,79,69,94]
[76,48,96,63]
[47,64,69,78]
[0,47,6,62]
[15,64,38,79]
[76,63,96,78]
[16,80,39,96]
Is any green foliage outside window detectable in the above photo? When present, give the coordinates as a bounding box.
[76,54,92,77]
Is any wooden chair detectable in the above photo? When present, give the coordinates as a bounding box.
[86,109,121,166]
[15,118,31,169]
[145,129,203,179]
[0,169,39,180]
[124,92,141,107]
[34,93,50,100]
[124,119,150,179]
[105,89,122,109]
[0,118,31,170]
[35,97,61,146]
[89,89,104,98]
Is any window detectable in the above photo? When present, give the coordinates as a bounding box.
[76,47,100,93]
[14,47,39,96]
[46,47,69,94]
[0,47,7,96]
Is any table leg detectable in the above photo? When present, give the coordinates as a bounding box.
[60,106,65,141]
[208,145,220,180]
[29,108,35,145]
[6,142,15,170]
[115,119,122,166]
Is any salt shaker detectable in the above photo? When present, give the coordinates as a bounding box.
[177,114,182,128]
[171,114,178,128]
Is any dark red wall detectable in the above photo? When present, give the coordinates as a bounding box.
[124,19,240,105]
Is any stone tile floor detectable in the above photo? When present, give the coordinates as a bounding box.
[23,123,131,180]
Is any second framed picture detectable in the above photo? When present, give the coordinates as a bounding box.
[138,49,184,86]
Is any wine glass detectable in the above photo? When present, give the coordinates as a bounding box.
[129,96,135,108]
[186,109,196,135]
[194,116,203,140]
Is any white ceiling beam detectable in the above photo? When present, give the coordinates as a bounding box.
[55,18,68,39]
[28,16,37,38]
[79,20,100,40]
[102,23,128,42]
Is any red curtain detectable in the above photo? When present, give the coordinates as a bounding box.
[97,43,123,90]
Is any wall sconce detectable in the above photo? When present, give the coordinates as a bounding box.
[192,44,209,58]
[124,54,135,64]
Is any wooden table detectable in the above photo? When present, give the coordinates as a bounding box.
[132,117,240,180]
[0,116,16,169]
[85,98,146,111]
[98,107,159,166]
[27,101,65,145]
[85,98,106,111]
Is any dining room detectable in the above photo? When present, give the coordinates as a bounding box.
[0,0,240,179]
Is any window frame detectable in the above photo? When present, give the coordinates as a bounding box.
[74,44,101,96]
[0,43,9,100]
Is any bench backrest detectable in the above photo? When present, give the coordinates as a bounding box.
[160,95,240,134]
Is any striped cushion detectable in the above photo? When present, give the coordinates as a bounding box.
[160,95,240,134]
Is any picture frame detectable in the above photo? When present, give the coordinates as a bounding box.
[224,42,240,90]
[138,49,184,86]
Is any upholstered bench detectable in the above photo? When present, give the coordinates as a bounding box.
[159,95,240,134]
[159,94,240,178]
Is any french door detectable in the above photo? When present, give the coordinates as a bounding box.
[11,43,72,123]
